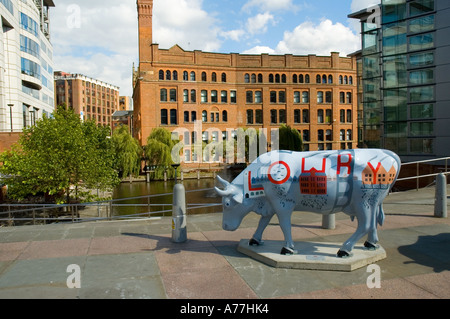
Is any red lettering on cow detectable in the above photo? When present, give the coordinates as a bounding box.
[367,162,382,184]
[301,158,326,174]
[337,154,353,176]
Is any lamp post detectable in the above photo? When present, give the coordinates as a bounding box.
[172,163,180,183]
[7,104,13,132]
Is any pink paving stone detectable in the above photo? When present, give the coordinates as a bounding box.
[18,239,91,260]
[381,214,439,230]
[339,278,438,299]
[404,271,450,298]
[277,287,351,299]
[162,267,258,299]
[0,242,29,261]
[155,246,230,275]
[88,235,156,255]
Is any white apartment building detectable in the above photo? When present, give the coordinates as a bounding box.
[0,0,55,133]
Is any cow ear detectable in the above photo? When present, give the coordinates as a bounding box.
[233,193,243,204]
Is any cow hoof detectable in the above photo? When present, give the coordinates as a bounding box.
[364,241,379,251]
[249,238,263,246]
[337,250,352,258]
[280,247,295,255]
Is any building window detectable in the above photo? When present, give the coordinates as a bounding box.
[202,111,207,122]
[222,73,227,82]
[202,72,207,82]
[294,109,301,123]
[190,71,196,81]
[161,109,168,125]
[270,110,277,124]
[318,109,324,123]
[255,91,262,103]
[318,130,324,142]
[258,74,263,83]
[201,90,208,103]
[346,92,352,104]
[302,91,309,103]
[340,110,345,123]
[316,75,321,84]
[211,90,218,103]
[305,74,310,83]
[160,89,167,102]
[328,75,333,84]
[222,110,228,122]
[183,71,188,81]
[410,0,434,17]
[173,71,178,81]
[317,91,324,104]
[279,109,286,124]
[247,110,254,124]
[294,91,300,103]
[293,74,298,83]
[183,90,189,102]
[212,72,217,82]
[255,109,263,124]
[191,90,196,102]
[303,110,310,123]
[170,89,177,102]
[191,111,197,122]
[246,91,253,103]
[245,74,250,83]
[409,32,434,51]
[303,130,310,142]
[347,110,352,123]
[269,74,274,83]
[270,91,277,103]
[279,91,286,103]
[221,91,228,103]
[325,91,332,103]
[230,91,237,103]
[184,111,189,123]
[166,70,171,81]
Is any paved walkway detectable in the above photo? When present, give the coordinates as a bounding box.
[0,186,449,299]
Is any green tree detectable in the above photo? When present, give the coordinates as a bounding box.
[144,128,178,180]
[278,124,303,151]
[111,125,142,183]
[0,106,119,203]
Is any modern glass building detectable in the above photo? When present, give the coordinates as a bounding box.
[349,0,450,161]
[0,0,55,136]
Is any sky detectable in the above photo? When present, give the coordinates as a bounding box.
[50,0,380,97]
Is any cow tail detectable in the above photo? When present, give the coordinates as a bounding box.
[377,204,385,226]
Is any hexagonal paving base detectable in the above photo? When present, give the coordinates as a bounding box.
[237,239,386,272]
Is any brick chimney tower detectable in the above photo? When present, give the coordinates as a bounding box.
[137,0,153,62]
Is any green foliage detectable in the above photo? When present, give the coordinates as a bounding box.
[278,124,303,152]
[144,128,178,180]
[0,106,120,203]
[111,125,142,180]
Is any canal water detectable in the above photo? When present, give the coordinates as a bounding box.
[111,178,223,217]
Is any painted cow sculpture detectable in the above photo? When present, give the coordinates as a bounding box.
[215,149,401,257]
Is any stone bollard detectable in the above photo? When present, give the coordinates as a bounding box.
[172,183,187,243]
[434,173,447,218]
[322,214,335,229]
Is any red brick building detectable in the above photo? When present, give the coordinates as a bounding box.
[133,0,358,163]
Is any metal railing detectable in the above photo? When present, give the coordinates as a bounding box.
[395,157,450,190]
[0,188,222,227]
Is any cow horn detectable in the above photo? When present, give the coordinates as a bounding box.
[215,186,233,197]
[216,175,231,188]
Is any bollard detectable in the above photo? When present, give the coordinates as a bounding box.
[434,173,447,218]
[172,183,187,243]
[322,214,335,229]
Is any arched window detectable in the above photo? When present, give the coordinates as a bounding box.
[244,73,250,83]
[212,72,217,82]
[191,90,196,102]
[269,74,274,83]
[282,74,287,83]
[316,75,321,84]
[184,111,189,123]
[222,110,228,122]
[258,74,263,83]
[202,111,207,122]
[190,71,196,81]
[183,89,189,102]
[275,74,281,83]
[344,76,348,84]
[202,72,207,82]
[339,75,343,84]
[166,70,171,81]
[221,72,227,82]
[317,91,324,103]
[349,76,353,85]
[318,109,324,123]
[173,71,178,81]
[251,74,256,83]
[305,74,310,83]
[159,70,164,80]
[322,75,327,84]
[183,71,188,81]
[161,109,168,125]
[293,74,298,83]
[328,75,333,84]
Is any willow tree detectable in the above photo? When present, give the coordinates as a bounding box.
[144,128,178,180]
[279,124,303,152]
[111,125,142,183]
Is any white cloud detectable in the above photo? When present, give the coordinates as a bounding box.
[246,12,275,35]
[275,19,360,56]
[153,0,221,52]
[220,29,246,42]
[241,46,276,55]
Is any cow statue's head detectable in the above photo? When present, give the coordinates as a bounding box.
[215,175,251,231]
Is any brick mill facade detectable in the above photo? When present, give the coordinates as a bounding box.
[133,0,358,165]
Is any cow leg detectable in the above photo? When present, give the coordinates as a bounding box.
[277,211,295,255]
[337,209,371,258]
[250,214,274,246]
[364,205,382,250]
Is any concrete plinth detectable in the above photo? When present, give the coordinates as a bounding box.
[237,239,386,272]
